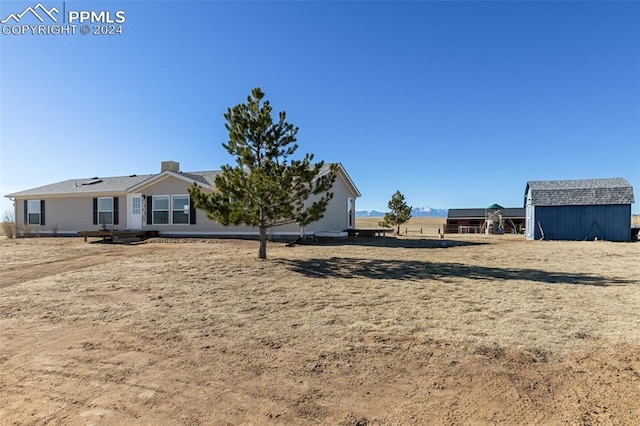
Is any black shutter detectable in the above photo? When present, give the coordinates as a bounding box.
[113,197,119,225]
[93,198,98,225]
[146,196,153,225]
[23,200,27,225]
[40,200,45,226]
[189,196,196,225]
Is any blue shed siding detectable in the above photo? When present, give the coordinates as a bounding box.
[531,204,631,241]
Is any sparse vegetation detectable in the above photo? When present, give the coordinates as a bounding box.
[0,235,638,424]
[20,223,37,238]
[1,210,16,238]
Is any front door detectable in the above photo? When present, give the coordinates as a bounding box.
[128,194,142,230]
[347,197,354,229]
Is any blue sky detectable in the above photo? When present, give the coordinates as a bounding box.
[1,0,639,214]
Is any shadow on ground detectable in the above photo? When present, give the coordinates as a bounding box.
[293,237,485,249]
[278,257,636,286]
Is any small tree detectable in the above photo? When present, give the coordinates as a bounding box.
[381,191,412,234]
[189,87,336,259]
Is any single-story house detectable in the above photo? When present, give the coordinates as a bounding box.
[524,177,635,241]
[445,205,525,234]
[5,161,360,238]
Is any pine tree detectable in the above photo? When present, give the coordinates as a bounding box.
[382,191,412,234]
[189,87,336,259]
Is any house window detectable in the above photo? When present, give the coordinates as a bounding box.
[27,200,41,225]
[132,197,141,215]
[97,197,113,225]
[172,195,189,224]
[153,196,170,224]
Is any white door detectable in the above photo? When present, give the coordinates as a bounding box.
[128,194,142,230]
[347,197,354,229]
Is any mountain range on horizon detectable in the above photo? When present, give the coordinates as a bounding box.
[356,207,448,218]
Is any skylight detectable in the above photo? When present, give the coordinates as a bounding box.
[81,179,103,186]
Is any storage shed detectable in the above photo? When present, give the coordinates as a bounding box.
[524,178,635,241]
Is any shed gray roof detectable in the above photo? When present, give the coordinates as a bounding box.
[6,171,219,198]
[525,178,634,206]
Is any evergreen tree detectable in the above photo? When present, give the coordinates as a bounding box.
[189,87,336,259]
[382,191,412,234]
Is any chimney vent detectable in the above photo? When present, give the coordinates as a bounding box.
[161,161,180,173]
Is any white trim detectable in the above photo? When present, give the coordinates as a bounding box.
[316,163,361,198]
[335,163,361,197]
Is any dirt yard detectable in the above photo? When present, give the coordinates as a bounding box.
[0,233,639,425]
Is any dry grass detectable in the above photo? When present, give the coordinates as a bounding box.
[356,216,445,235]
[0,236,639,424]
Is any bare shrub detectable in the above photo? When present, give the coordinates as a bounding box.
[21,223,39,238]
[1,210,16,238]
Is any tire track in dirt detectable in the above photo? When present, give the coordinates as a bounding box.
[0,244,162,288]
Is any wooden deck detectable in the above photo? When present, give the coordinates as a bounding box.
[78,230,157,242]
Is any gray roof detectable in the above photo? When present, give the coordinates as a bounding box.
[525,178,634,206]
[448,207,525,219]
[177,171,219,187]
[6,171,219,198]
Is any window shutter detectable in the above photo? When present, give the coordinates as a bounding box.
[113,197,119,225]
[23,200,27,225]
[189,196,196,225]
[93,198,98,225]
[146,196,153,225]
[40,200,45,226]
